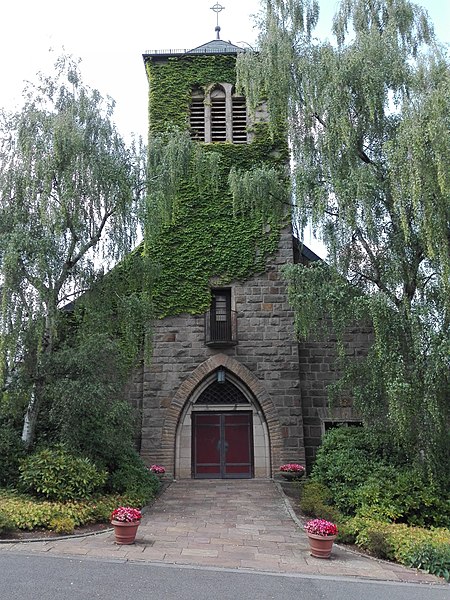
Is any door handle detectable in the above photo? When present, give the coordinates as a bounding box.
[216,440,229,453]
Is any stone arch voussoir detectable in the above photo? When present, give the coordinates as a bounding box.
[161,354,284,476]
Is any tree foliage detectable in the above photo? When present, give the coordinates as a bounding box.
[238,0,449,480]
[0,53,286,461]
[0,56,146,446]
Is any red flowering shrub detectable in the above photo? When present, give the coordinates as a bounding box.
[111,506,142,522]
[149,465,165,475]
[304,518,338,536]
[280,463,305,473]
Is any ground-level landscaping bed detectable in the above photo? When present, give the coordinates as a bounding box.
[287,478,449,572]
[279,477,450,582]
[0,489,144,537]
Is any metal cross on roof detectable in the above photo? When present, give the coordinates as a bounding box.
[211,2,225,39]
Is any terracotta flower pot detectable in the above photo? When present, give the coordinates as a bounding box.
[281,471,304,481]
[111,520,141,545]
[306,532,336,558]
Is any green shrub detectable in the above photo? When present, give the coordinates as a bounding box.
[49,516,76,535]
[0,489,150,532]
[408,543,450,582]
[380,524,450,582]
[107,449,160,504]
[42,333,139,470]
[300,480,332,512]
[383,524,450,564]
[343,516,450,581]
[0,510,15,533]
[300,480,342,522]
[361,523,394,559]
[311,427,389,514]
[355,469,450,528]
[311,427,450,528]
[335,519,358,544]
[19,446,107,501]
[337,516,389,551]
[0,424,26,487]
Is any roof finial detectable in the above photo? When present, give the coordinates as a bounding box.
[211,2,225,39]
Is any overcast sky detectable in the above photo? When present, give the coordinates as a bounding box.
[2,0,448,143]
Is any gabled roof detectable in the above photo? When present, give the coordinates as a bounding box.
[143,39,245,62]
[293,237,323,265]
[187,39,245,54]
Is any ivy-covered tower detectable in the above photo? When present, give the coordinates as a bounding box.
[131,33,309,479]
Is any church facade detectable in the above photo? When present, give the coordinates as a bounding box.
[126,36,369,479]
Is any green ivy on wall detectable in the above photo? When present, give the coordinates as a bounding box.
[146,55,238,133]
[72,246,154,370]
[142,53,289,318]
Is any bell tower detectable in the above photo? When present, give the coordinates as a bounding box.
[138,20,306,479]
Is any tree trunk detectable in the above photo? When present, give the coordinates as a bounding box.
[21,389,38,447]
[21,313,54,448]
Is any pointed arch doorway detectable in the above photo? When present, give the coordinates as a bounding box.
[193,412,253,478]
[175,369,271,479]
[193,379,253,478]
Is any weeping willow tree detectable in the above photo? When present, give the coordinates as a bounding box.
[0,56,147,447]
[238,0,450,480]
[0,56,238,454]
[143,128,222,245]
[0,51,259,459]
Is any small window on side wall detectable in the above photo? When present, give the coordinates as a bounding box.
[323,421,363,434]
[232,95,247,143]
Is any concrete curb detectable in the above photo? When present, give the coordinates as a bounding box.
[0,527,113,545]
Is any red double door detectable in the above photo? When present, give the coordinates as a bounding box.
[192,412,253,478]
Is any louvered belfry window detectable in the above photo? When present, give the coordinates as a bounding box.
[189,84,247,144]
[189,88,205,141]
[210,87,227,142]
[232,96,247,144]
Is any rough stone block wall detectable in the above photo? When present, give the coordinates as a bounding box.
[299,325,373,469]
[126,228,375,476]
[137,227,306,476]
[123,360,144,449]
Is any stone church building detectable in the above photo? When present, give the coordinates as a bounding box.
[127,33,370,480]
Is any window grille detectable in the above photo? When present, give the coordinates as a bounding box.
[196,380,249,405]
[205,288,237,346]
[210,289,231,341]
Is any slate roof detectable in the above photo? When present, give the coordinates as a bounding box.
[187,39,245,54]
[143,39,245,61]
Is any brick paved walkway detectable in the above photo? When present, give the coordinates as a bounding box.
[0,480,444,584]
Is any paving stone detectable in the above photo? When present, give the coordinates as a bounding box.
[139,547,166,560]
[181,548,219,558]
[239,559,282,570]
